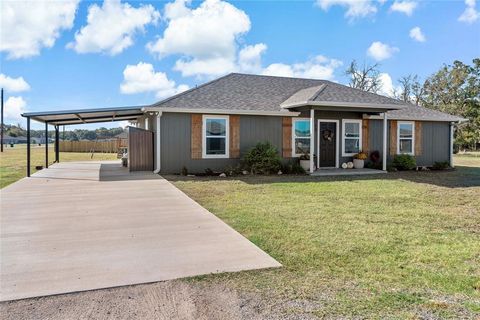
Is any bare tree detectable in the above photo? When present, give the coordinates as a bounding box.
[396,74,424,105]
[345,60,381,93]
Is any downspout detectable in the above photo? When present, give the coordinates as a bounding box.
[153,112,162,174]
[449,122,454,168]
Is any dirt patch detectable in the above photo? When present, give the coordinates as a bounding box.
[0,279,315,320]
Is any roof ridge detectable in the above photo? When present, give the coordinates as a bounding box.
[230,72,325,83]
[150,73,236,107]
[309,84,327,101]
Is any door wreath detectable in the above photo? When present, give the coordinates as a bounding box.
[322,129,334,141]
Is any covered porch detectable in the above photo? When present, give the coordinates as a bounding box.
[297,106,394,174]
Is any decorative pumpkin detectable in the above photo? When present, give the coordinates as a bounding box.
[341,162,348,169]
[347,162,354,169]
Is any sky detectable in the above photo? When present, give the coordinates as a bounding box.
[1,0,479,129]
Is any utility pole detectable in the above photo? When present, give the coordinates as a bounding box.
[1,88,4,152]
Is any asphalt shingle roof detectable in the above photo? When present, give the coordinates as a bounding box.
[152,73,463,122]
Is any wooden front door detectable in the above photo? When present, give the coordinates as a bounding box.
[319,122,336,168]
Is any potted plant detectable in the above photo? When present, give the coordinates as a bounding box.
[299,152,310,171]
[353,151,368,169]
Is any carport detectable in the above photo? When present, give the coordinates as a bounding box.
[21,106,145,176]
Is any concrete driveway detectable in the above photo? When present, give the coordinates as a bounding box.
[0,161,280,301]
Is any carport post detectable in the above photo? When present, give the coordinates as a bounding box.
[55,125,60,163]
[27,117,31,177]
[45,122,48,168]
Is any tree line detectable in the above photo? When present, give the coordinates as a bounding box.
[346,58,479,150]
[3,124,125,141]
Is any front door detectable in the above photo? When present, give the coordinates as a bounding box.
[319,122,336,168]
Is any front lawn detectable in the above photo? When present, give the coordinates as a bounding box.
[168,155,480,318]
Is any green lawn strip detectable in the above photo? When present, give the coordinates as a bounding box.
[170,165,479,318]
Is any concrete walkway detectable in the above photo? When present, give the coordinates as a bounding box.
[0,161,280,301]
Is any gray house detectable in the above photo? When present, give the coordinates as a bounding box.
[22,73,464,175]
[138,73,463,174]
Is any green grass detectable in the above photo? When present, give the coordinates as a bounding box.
[0,144,117,188]
[168,155,480,318]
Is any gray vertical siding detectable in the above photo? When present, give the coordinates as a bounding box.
[156,112,451,173]
[239,116,282,155]
[159,113,282,173]
[417,122,450,166]
[368,120,450,167]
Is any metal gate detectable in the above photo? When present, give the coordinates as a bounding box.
[128,126,154,171]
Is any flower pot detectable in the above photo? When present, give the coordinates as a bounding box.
[353,159,364,169]
[300,160,310,171]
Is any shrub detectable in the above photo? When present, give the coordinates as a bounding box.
[181,166,188,176]
[224,164,243,176]
[432,161,450,170]
[243,142,282,174]
[281,159,306,174]
[392,154,417,171]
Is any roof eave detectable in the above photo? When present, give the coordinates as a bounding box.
[143,107,300,116]
[281,101,403,110]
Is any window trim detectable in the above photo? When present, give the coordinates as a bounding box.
[202,115,230,159]
[341,119,363,157]
[292,117,311,157]
[397,121,415,155]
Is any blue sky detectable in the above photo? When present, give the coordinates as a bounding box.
[1,0,479,129]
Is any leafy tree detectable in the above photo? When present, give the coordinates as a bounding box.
[345,60,382,93]
[421,59,480,150]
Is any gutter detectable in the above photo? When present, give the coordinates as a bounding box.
[142,107,300,117]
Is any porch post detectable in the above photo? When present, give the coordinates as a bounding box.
[45,121,48,168]
[153,112,162,174]
[27,117,31,177]
[55,125,60,163]
[310,108,315,173]
[382,112,388,171]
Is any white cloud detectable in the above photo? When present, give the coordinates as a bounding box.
[0,1,79,59]
[315,0,379,19]
[147,0,251,77]
[390,1,417,16]
[238,44,268,74]
[409,27,426,42]
[0,74,30,92]
[4,97,27,123]
[68,0,160,55]
[120,62,189,99]
[261,55,343,80]
[367,41,399,61]
[377,73,400,97]
[459,0,479,23]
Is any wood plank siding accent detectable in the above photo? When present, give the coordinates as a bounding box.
[191,114,203,159]
[282,117,292,158]
[128,126,153,171]
[362,119,369,152]
[415,121,422,155]
[389,120,397,155]
[229,115,240,158]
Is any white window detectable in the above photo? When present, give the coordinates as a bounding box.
[342,119,362,156]
[202,115,229,159]
[397,121,415,155]
[292,118,311,157]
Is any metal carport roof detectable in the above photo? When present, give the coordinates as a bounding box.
[21,106,145,126]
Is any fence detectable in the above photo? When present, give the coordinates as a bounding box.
[59,139,127,153]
